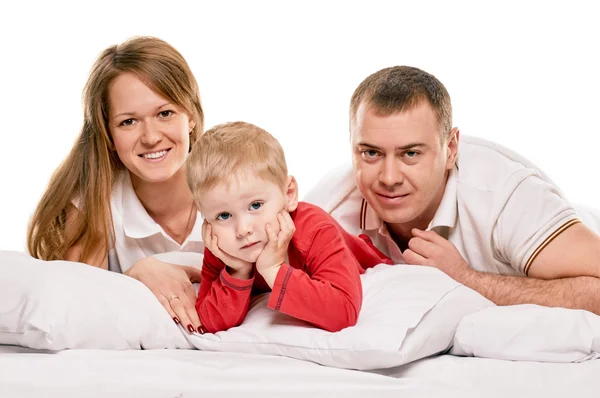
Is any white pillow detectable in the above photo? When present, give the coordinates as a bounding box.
[185,264,493,370]
[152,251,205,269]
[0,250,492,370]
[451,304,600,362]
[0,250,193,350]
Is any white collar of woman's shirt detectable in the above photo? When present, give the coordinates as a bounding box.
[116,172,203,245]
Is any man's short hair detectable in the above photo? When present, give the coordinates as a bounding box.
[350,66,452,139]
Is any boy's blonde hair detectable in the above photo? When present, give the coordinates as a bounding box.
[187,121,288,197]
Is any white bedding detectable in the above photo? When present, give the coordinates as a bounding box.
[3,250,600,370]
[374,354,600,396]
[1,346,599,398]
[3,250,600,397]
[0,345,443,398]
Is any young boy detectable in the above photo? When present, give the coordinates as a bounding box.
[187,122,392,334]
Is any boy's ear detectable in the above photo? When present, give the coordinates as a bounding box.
[285,175,299,212]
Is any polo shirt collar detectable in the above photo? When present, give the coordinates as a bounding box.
[122,173,163,239]
[121,172,203,242]
[427,166,458,230]
[186,212,204,243]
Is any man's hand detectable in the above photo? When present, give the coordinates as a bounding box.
[256,211,295,287]
[403,228,475,283]
[202,221,253,279]
[125,257,203,334]
[403,228,600,316]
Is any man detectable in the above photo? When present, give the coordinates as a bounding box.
[305,66,600,314]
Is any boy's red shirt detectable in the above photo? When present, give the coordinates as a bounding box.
[195,202,392,333]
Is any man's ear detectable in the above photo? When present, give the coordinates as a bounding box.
[446,127,460,169]
[285,175,299,212]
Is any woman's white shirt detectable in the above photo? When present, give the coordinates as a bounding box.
[108,172,204,274]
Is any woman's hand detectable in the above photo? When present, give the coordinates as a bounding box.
[125,257,204,334]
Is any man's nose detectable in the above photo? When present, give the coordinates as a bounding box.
[378,157,404,187]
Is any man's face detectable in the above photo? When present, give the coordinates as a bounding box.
[351,101,458,228]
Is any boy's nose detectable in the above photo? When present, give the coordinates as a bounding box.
[236,221,253,237]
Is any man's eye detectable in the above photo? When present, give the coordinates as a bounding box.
[217,212,231,221]
[362,150,379,158]
[406,151,418,158]
[250,202,262,210]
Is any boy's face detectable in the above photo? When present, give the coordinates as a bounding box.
[198,172,295,263]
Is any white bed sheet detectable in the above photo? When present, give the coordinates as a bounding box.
[1,346,598,397]
[0,345,441,398]
[372,354,600,396]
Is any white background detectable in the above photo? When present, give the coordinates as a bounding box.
[1,0,598,252]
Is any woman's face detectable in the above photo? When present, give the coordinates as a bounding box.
[107,72,194,184]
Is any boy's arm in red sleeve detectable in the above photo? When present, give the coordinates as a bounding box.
[195,248,255,333]
[267,223,363,332]
[353,233,394,269]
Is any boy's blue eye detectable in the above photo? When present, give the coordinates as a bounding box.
[250,202,262,210]
[216,212,231,221]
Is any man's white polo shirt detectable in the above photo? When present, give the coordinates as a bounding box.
[304,135,581,276]
[107,172,205,274]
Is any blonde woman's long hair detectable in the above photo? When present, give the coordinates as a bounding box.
[27,36,204,262]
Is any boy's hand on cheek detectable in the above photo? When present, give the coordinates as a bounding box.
[202,221,253,279]
[256,212,295,287]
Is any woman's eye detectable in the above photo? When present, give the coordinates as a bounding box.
[250,202,262,210]
[120,119,135,127]
[159,110,174,118]
[217,212,231,221]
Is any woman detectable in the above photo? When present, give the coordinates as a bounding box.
[27,36,204,334]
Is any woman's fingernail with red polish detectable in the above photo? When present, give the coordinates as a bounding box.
[198,326,206,334]
[173,317,180,325]
[187,324,196,333]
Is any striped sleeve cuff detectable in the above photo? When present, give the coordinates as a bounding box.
[219,268,254,290]
[267,263,293,311]
[524,218,581,276]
